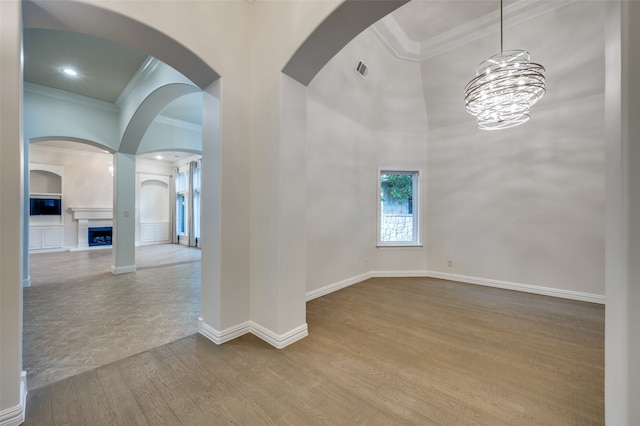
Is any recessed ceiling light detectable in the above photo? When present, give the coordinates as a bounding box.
[62,68,78,77]
[155,155,162,160]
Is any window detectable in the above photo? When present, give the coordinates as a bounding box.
[193,163,201,241]
[378,170,420,246]
[176,193,186,235]
[176,171,188,236]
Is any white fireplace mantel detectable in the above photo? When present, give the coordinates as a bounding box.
[70,207,113,221]
[70,207,113,250]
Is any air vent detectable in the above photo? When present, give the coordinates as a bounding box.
[355,61,369,79]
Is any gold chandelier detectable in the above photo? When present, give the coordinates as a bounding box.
[464,0,546,130]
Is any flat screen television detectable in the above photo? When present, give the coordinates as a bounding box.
[30,198,62,216]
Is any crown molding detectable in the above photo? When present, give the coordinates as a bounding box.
[24,82,117,113]
[372,0,576,62]
[115,56,159,107]
[154,114,202,133]
[30,143,112,159]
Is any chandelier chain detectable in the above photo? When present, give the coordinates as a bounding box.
[500,0,504,53]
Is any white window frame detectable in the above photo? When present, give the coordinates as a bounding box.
[193,163,201,242]
[377,168,421,247]
[176,171,188,237]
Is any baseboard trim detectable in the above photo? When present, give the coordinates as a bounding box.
[110,264,136,274]
[427,271,606,304]
[251,322,309,349]
[306,270,430,301]
[0,371,27,426]
[198,318,308,349]
[198,318,251,344]
[370,270,430,278]
[305,269,605,304]
[305,272,372,301]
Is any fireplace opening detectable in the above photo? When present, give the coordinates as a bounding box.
[88,226,112,247]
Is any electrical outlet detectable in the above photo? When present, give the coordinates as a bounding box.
[447,259,453,267]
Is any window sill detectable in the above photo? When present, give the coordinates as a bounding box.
[376,244,423,249]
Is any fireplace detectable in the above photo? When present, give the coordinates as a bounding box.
[88,226,112,247]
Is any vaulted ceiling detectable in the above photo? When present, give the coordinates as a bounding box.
[23,0,605,135]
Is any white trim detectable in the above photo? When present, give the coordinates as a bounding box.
[115,57,158,107]
[250,322,308,349]
[69,207,113,221]
[22,277,31,288]
[111,264,136,274]
[154,114,202,133]
[372,0,575,62]
[198,319,308,349]
[305,272,372,301]
[305,270,605,305]
[428,271,606,305]
[198,318,251,344]
[371,270,430,279]
[30,144,113,159]
[24,82,117,113]
[377,168,421,246]
[0,371,27,426]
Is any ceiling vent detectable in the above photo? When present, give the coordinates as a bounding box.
[355,61,369,79]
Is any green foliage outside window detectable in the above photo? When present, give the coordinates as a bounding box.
[381,174,413,201]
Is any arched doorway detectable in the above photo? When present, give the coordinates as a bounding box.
[18,0,220,401]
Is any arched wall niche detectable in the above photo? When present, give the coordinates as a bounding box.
[139,178,169,223]
[29,170,61,194]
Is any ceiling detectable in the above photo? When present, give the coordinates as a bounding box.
[23,28,202,162]
[23,1,602,144]
[24,29,147,103]
[393,1,497,42]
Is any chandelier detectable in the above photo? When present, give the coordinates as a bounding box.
[464,0,546,130]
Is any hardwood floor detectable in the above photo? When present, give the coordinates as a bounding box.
[24,276,604,425]
[24,244,202,390]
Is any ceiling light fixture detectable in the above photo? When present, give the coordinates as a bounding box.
[464,0,546,130]
[155,155,163,160]
[62,67,78,77]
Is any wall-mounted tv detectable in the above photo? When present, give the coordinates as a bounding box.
[30,198,62,216]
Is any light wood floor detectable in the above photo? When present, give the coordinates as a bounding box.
[24,244,202,390]
[24,276,604,425]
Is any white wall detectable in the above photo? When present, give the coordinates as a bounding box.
[427,95,605,296]
[306,28,429,293]
[305,1,605,300]
[29,146,178,249]
[24,84,119,151]
[423,1,606,298]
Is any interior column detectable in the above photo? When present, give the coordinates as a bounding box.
[248,73,308,347]
[605,1,640,423]
[111,152,136,274]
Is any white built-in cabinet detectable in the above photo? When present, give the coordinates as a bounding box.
[29,164,64,252]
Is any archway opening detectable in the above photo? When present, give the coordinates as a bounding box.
[21,1,218,390]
